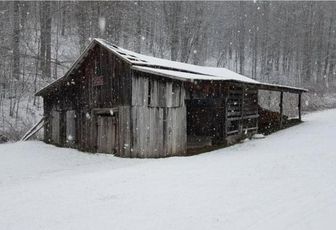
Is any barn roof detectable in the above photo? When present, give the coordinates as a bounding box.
[36,38,307,96]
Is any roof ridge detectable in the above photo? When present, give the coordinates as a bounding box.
[94,38,244,79]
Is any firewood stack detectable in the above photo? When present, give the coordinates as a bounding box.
[258,106,288,135]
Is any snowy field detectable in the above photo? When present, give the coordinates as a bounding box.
[1,109,336,230]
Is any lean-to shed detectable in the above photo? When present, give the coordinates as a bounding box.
[36,38,307,158]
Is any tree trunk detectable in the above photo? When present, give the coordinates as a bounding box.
[12,1,20,81]
[40,1,52,79]
[238,1,246,75]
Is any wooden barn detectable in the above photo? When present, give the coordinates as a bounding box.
[36,38,306,158]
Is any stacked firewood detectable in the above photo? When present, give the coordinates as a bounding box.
[258,106,288,134]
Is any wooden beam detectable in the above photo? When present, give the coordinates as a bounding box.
[20,117,46,141]
[298,93,302,121]
[223,86,229,138]
[279,91,283,128]
[92,107,119,115]
[240,87,245,134]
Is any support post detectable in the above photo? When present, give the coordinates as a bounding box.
[223,86,229,139]
[279,91,283,128]
[240,87,245,134]
[298,93,302,121]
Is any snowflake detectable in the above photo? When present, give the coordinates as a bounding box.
[99,17,106,33]
[305,100,309,106]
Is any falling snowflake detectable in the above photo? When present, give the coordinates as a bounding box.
[305,100,309,106]
[99,17,106,33]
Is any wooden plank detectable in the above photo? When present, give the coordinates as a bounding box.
[157,108,164,155]
[131,76,138,106]
[158,80,166,107]
[166,82,173,107]
[166,108,172,156]
[118,107,124,156]
[106,117,112,153]
[66,110,76,146]
[131,106,138,157]
[298,93,302,121]
[143,106,149,158]
[143,77,148,106]
[239,87,245,135]
[181,105,187,154]
[171,108,177,154]
[124,106,131,157]
[280,91,284,128]
[224,87,228,138]
[51,110,60,144]
[180,84,185,106]
[139,106,145,157]
[97,116,102,152]
[150,79,158,107]
[21,117,45,141]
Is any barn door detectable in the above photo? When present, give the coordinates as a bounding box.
[97,115,117,154]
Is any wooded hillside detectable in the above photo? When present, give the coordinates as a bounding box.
[1,1,336,139]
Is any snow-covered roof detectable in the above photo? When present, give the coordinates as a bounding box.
[131,66,258,83]
[36,38,307,96]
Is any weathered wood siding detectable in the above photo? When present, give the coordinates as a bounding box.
[43,97,52,143]
[43,44,132,153]
[65,110,76,146]
[42,42,260,157]
[51,108,60,145]
[118,106,132,157]
[128,71,187,157]
[97,115,117,153]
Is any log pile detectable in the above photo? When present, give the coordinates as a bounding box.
[258,106,288,135]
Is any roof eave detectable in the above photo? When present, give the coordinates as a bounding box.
[131,66,307,94]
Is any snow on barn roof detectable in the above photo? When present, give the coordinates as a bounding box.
[96,39,259,84]
[131,66,256,82]
[36,38,307,96]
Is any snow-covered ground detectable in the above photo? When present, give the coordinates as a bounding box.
[1,109,336,230]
